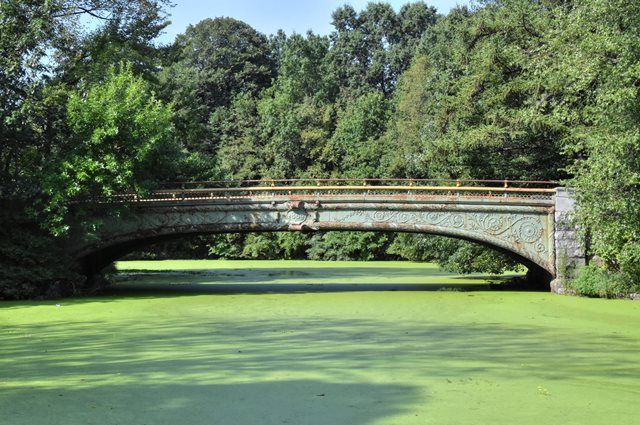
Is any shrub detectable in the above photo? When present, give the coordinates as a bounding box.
[571,264,639,298]
[0,216,85,299]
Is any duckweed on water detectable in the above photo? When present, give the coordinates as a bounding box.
[1,260,639,425]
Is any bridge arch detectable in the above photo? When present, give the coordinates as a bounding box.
[68,180,557,283]
[76,225,553,287]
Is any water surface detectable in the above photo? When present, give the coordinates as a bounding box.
[1,260,639,425]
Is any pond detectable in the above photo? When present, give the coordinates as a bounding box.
[1,260,639,425]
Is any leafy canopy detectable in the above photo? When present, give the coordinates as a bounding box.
[44,63,178,234]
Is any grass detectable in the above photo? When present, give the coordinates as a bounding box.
[1,260,639,425]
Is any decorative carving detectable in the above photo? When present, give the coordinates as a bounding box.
[468,213,509,235]
[422,212,450,226]
[513,217,544,243]
[449,213,465,228]
[335,210,368,222]
[139,211,228,231]
[285,209,307,224]
[330,208,549,266]
[371,211,418,223]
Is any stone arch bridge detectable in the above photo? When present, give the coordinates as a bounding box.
[68,179,581,292]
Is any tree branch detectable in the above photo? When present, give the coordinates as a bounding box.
[52,6,111,21]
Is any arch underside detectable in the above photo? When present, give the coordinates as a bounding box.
[72,201,556,278]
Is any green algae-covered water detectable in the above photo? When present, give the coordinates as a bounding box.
[1,260,639,425]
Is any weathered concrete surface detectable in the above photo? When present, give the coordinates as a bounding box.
[68,193,556,286]
[551,188,586,294]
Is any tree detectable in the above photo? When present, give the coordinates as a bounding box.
[55,1,171,86]
[307,232,391,261]
[0,214,83,299]
[0,1,174,298]
[324,92,390,178]
[214,92,265,180]
[556,0,640,284]
[387,233,519,274]
[378,1,571,274]
[0,0,173,196]
[0,0,64,194]
[44,64,178,234]
[398,2,570,181]
[328,2,438,98]
[223,32,335,179]
[160,16,275,172]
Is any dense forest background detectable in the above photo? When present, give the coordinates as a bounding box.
[1,0,639,298]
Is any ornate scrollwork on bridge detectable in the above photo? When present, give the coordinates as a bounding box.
[134,209,229,230]
[328,208,552,271]
[284,209,308,224]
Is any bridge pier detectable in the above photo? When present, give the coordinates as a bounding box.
[551,188,586,294]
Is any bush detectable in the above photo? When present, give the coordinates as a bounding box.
[570,264,639,298]
[0,216,85,299]
[207,233,308,260]
[306,232,391,261]
[387,233,518,275]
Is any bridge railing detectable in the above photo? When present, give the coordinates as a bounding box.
[160,178,557,189]
[106,179,557,203]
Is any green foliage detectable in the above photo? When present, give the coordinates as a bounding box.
[0,1,179,298]
[240,234,282,259]
[328,2,438,97]
[325,92,390,178]
[44,63,178,234]
[387,233,518,274]
[257,94,334,179]
[306,232,391,261]
[214,93,265,180]
[570,264,639,298]
[273,32,336,103]
[1,1,173,191]
[240,233,308,260]
[207,234,246,259]
[0,213,84,299]
[379,0,573,273]
[56,1,171,86]
[206,233,308,260]
[124,237,212,260]
[557,0,640,283]
[160,16,275,166]
[392,1,569,181]
[277,233,309,259]
[380,55,432,178]
[255,33,336,179]
[0,0,62,193]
